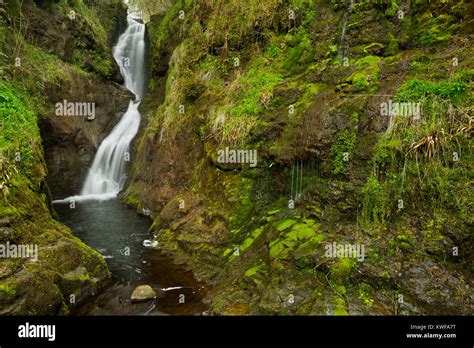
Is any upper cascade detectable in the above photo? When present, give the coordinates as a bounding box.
[113,17,146,100]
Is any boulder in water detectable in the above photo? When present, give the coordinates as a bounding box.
[131,285,156,302]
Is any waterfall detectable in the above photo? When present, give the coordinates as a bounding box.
[112,18,146,100]
[80,101,141,198]
[337,0,355,57]
[54,17,145,203]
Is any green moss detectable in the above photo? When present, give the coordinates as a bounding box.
[239,238,255,252]
[362,42,384,54]
[293,234,324,258]
[273,219,297,232]
[357,283,374,308]
[244,262,265,277]
[227,176,255,230]
[409,60,430,74]
[282,31,315,75]
[365,72,472,229]
[212,60,282,145]
[239,226,264,253]
[386,34,399,56]
[349,55,381,92]
[0,83,40,178]
[149,0,193,53]
[351,73,368,91]
[331,258,357,282]
[454,68,474,83]
[155,228,179,252]
[287,220,320,240]
[0,283,16,296]
[395,79,468,102]
[75,0,109,48]
[267,81,326,157]
[73,49,85,68]
[330,130,357,175]
[124,192,140,208]
[417,14,456,46]
[21,42,69,88]
[332,296,348,315]
[269,239,287,259]
[384,0,399,17]
[359,177,390,227]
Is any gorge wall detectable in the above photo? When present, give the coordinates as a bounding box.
[124,0,473,315]
[0,0,129,314]
[0,0,472,316]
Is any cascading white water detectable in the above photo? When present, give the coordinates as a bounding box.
[112,18,146,99]
[80,101,141,197]
[53,18,145,204]
[77,17,145,200]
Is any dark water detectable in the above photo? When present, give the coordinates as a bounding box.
[54,199,208,315]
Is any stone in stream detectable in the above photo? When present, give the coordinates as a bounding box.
[131,285,157,302]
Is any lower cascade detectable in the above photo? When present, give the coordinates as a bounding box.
[80,100,141,197]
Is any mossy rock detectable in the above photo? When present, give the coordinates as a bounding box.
[273,219,297,232]
[269,239,288,259]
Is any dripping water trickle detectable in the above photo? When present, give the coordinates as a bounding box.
[337,0,355,57]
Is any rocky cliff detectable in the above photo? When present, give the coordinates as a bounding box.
[0,0,472,316]
[124,0,473,315]
[0,0,129,314]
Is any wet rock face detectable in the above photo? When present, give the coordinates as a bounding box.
[16,0,133,200]
[0,266,64,315]
[120,0,473,316]
[400,261,474,315]
[0,0,128,316]
[40,78,133,199]
[0,241,110,315]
